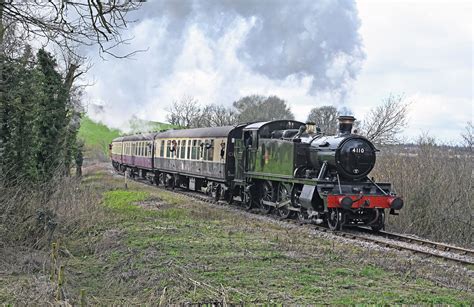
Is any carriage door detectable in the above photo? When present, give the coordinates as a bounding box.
[245,130,258,172]
[131,142,136,165]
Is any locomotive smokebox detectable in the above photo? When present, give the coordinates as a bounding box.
[338,116,356,135]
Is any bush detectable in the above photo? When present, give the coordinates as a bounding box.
[373,136,473,247]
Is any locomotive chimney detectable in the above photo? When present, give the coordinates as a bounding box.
[338,115,355,135]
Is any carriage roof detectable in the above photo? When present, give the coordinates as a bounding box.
[155,126,236,139]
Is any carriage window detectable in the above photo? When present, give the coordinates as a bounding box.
[160,140,164,157]
[220,141,226,159]
[187,140,191,159]
[171,140,177,157]
[204,139,214,161]
[197,140,203,159]
[180,140,186,159]
[177,140,181,158]
[191,140,197,159]
[166,140,171,158]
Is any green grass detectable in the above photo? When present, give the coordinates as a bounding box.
[103,190,149,211]
[1,170,473,304]
[78,116,121,155]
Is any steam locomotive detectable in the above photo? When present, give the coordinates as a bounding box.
[110,116,403,230]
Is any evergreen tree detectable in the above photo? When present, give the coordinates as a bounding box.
[35,49,69,181]
[0,48,81,186]
[0,48,39,184]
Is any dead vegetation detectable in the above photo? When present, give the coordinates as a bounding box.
[374,137,473,247]
[0,173,103,250]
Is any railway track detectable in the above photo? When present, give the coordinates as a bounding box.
[127,174,474,267]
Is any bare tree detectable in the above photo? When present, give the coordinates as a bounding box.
[306,105,339,135]
[166,96,202,128]
[361,94,410,144]
[461,121,473,149]
[201,104,237,127]
[0,0,142,57]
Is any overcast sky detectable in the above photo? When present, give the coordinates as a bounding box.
[85,0,472,143]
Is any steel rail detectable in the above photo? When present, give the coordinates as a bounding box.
[354,227,474,258]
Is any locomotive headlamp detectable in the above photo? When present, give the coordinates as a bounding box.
[389,197,404,210]
[340,196,353,209]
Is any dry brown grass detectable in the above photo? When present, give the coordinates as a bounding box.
[0,166,104,250]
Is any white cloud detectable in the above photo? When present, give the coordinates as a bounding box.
[84,0,472,144]
[351,0,472,143]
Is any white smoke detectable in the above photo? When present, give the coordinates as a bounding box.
[85,0,365,128]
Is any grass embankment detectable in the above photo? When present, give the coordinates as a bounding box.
[78,117,121,157]
[1,166,472,304]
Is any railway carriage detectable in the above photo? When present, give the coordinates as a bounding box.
[151,125,245,191]
[111,116,403,230]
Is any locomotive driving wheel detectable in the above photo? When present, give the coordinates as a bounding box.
[242,188,253,211]
[259,181,274,214]
[291,185,307,222]
[277,184,292,219]
[327,208,343,231]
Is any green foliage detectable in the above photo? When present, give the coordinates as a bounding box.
[0,48,80,185]
[78,116,121,155]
